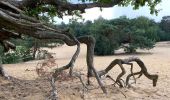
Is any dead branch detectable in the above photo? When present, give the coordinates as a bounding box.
[53,31,80,76]
[98,57,158,87]
[36,53,57,77]
[36,54,59,100]
[48,76,58,100]
[106,75,120,87]
[126,71,142,87]
[72,72,88,90]
[125,62,137,85]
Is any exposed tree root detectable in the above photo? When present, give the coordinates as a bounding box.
[97,57,158,87]
[106,75,121,87]
[126,71,142,87]
[72,72,89,91]
[0,64,10,79]
[48,77,58,100]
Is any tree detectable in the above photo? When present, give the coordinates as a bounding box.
[90,17,120,55]
[122,16,159,53]
[0,0,160,95]
[160,16,170,32]
[88,16,158,54]
[159,16,170,41]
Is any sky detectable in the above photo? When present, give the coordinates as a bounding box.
[55,0,170,24]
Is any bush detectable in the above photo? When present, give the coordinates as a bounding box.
[90,19,120,55]
[95,36,114,55]
[1,46,33,64]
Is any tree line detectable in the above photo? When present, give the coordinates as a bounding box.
[60,16,170,55]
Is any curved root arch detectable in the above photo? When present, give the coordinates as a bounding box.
[97,57,158,87]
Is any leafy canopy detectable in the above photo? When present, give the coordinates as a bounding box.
[24,0,161,23]
[67,16,160,55]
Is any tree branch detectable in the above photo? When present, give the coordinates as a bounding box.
[2,0,123,15]
[97,57,158,87]
[24,0,121,9]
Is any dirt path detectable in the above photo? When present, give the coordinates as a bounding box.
[1,41,170,100]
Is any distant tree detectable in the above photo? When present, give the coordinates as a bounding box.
[68,16,159,54]
[159,16,170,41]
[90,18,119,55]
[160,16,170,32]
[123,16,159,53]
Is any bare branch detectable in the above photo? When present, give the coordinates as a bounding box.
[97,57,158,87]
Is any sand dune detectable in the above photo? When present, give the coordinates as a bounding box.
[1,42,170,100]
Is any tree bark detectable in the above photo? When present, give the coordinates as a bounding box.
[0,64,9,79]
[32,40,38,59]
[0,64,5,77]
[1,0,123,14]
[97,57,158,87]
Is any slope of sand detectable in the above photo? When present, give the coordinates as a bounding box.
[1,41,170,100]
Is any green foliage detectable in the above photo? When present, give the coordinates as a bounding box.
[22,0,161,24]
[160,16,170,32]
[122,16,159,53]
[67,16,163,55]
[158,16,170,41]
[24,5,58,23]
[158,30,170,41]
[0,46,33,64]
[67,20,92,37]
[0,36,64,64]
[78,0,161,15]
[90,18,119,55]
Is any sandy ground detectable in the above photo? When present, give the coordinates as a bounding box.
[1,41,170,100]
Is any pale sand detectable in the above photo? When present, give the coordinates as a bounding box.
[1,41,170,100]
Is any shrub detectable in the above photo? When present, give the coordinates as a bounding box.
[1,46,33,64]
